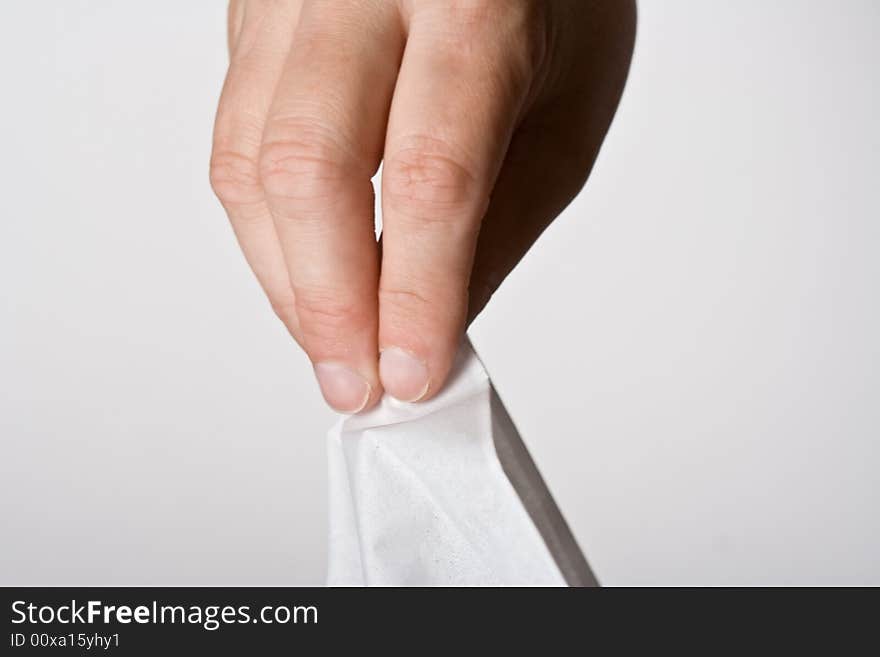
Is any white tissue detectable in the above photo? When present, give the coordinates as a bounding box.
[326,339,596,587]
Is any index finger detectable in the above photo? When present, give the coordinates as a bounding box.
[259,1,404,412]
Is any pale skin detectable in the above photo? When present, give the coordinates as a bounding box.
[210,0,636,412]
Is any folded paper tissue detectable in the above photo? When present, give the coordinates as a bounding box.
[326,338,597,587]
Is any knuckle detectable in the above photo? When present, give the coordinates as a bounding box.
[443,0,502,24]
[294,289,369,338]
[209,148,263,207]
[269,295,298,327]
[380,283,465,328]
[258,120,356,208]
[508,4,550,81]
[444,0,547,61]
[383,138,483,218]
[437,3,545,102]
[380,286,433,316]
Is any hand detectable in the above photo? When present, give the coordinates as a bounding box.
[210,0,635,412]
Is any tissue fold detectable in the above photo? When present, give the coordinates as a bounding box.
[326,339,597,587]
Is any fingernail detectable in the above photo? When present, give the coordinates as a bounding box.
[379,347,430,402]
[313,362,371,413]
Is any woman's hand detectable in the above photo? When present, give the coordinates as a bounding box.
[210,0,635,412]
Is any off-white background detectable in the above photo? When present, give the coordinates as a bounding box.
[1,1,877,585]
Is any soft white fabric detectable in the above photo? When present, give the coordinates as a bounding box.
[326,341,566,586]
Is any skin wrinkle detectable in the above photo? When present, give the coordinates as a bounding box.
[210,0,636,411]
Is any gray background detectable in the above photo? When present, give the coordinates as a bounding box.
[1,1,877,585]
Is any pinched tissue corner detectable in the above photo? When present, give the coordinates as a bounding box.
[325,339,578,587]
